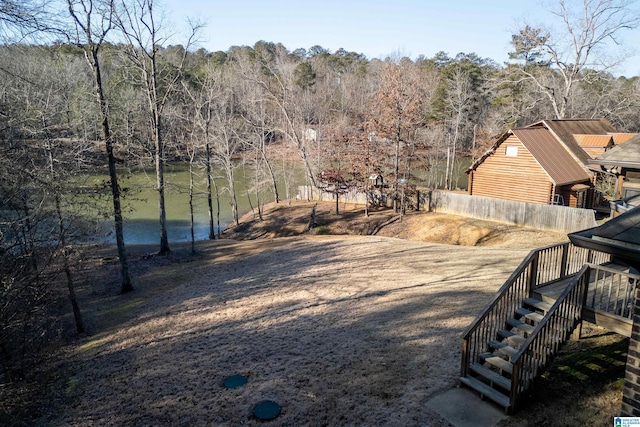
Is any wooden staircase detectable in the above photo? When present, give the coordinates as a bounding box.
[460,297,553,411]
[461,242,640,413]
[460,242,610,414]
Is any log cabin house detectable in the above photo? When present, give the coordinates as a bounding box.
[466,119,634,209]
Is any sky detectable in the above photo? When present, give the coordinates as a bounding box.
[162,0,640,77]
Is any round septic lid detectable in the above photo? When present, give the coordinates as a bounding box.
[223,374,248,389]
[252,400,281,421]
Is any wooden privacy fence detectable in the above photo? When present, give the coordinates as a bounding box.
[428,191,597,233]
[297,186,598,233]
[298,186,376,205]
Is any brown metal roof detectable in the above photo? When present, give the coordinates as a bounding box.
[538,119,617,166]
[468,118,628,176]
[512,128,592,185]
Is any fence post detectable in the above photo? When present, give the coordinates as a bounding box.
[529,252,539,294]
[461,338,469,377]
[560,243,569,279]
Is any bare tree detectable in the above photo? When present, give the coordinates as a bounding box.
[45,139,85,333]
[67,0,133,293]
[239,77,280,205]
[208,74,243,226]
[183,61,243,228]
[0,0,63,40]
[235,42,318,189]
[510,0,640,119]
[444,67,474,190]
[116,0,199,255]
[368,60,429,212]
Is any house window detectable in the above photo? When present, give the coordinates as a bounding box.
[505,146,518,157]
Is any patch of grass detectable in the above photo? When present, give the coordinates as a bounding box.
[502,326,628,426]
[103,298,144,315]
[78,331,111,352]
[315,226,332,235]
[66,376,80,396]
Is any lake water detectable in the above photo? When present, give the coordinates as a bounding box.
[85,163,303,245]
[82,158,469,246]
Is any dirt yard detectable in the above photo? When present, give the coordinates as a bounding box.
[36,202,624,426]
[223,201,569,248]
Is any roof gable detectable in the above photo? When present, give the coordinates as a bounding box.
[512,128,591,185]
[468,118,629,179]
[541,118,617,166]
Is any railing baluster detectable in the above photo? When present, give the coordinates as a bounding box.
[560,243,568,279]
[597,268,605,309]
[614,274,622,315]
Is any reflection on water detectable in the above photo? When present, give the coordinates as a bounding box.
[100,219,213,245]
[87,163,303,245]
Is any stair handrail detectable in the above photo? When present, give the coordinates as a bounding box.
[509,264,591,411]
[460,248,539,377]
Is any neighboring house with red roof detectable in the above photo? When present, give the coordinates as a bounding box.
[466,119,635,209]
[574,134,614,158]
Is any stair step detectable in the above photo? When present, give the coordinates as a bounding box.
[515,308,544,324]
[470,363,511,390]
[507,334,526,348]
[485,356,513,375]
[523,298,553,313]
[498,329,515,339]
[490,340,518,358]
[497,329,528,349]
[460,376,511,409]
[506,318,536,336]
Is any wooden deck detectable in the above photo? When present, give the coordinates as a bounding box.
[534,263,634,337]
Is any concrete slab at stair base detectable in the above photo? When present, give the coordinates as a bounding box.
[425,387,508,427]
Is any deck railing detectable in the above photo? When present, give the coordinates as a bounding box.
[460,242,609,379]
[510,265,590,410]
[587,264,640,320]
[533,242,610,289]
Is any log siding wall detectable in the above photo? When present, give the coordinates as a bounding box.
[469,135,552,204]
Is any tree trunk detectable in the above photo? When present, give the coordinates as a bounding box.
[188,156,195,254]
[206,143,215,240]
[155,120,169,255]
[90,49,133,293]
[56,195,85,334]
[226,161,239,226]
[48,141,85,333]
[394,134,400,213]
[213,177,221,238]
[152,97,170,255]
[260,142,279,203]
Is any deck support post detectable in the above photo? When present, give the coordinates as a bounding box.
[560,243,569,279]
[529,252,539,295]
